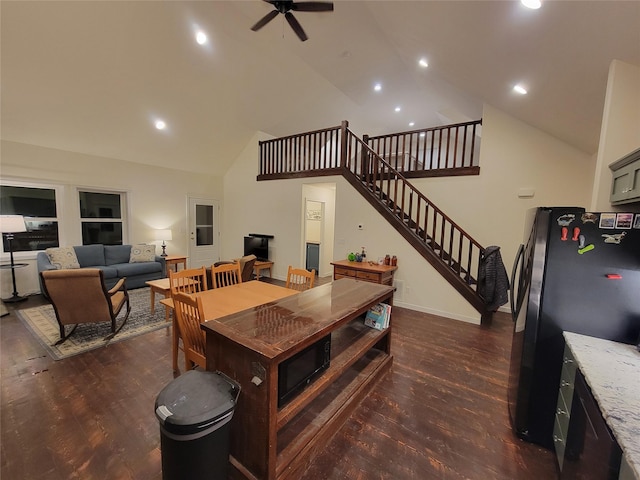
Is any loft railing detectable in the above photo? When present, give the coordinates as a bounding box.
[364,120,481,178]
[257,120,481,180]
[257,125,343,180]
[257,120,487,314]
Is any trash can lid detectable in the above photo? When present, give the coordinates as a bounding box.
[155,370,240,433]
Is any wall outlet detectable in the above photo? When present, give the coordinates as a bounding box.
[393,279,404,300]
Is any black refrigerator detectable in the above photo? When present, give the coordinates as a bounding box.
[508,206,640,450]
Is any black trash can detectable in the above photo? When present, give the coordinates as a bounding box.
[155,370,241,480]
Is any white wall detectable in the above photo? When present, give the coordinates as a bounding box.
[0,140,222,296]
[591,60,640,212]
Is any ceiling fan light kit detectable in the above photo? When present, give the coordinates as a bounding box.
[251,0,334,42]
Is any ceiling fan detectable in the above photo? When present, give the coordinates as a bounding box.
[250,0,334,42]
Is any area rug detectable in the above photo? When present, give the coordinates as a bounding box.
[16,287,170,360]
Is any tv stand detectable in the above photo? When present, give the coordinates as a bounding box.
[202,279,394,480]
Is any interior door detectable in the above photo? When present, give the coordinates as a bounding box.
[188,197,219,268]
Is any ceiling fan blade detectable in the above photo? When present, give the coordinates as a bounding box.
[285,12,308,41]
[291,2,334,12]
[251,10,280,32]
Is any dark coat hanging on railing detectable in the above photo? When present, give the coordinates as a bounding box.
[478,246,510,312]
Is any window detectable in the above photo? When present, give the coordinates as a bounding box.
[79,191,126,245]
[0,185,60,252]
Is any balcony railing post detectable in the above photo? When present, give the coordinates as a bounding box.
[340,120,349,171]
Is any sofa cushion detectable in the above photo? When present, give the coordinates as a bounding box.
[105,245,132,265]
[45,247,80,270]
[115,261,162,277]
[130,244,156,263]
[95,266,119,279]
[74,244,106,267]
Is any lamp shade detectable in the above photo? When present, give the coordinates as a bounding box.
[0,215,27,234]
[155,229,172,241]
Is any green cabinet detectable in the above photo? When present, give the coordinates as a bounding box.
[609,147,640,205]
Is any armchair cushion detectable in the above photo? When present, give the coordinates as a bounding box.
[45,247,80,270]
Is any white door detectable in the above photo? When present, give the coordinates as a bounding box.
[188,197,220,268]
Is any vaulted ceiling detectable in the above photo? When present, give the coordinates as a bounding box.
[2,1,639,176]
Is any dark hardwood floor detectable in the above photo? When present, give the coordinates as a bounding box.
[1,284,558,480]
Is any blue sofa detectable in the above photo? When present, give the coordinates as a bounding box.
[37,244,166,296]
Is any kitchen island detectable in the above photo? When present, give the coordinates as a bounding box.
[202,278,395,480]
[563,332,640,479]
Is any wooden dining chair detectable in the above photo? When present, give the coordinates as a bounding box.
[172,292,206,371]
[168,266,208,372]
[168,266,208,296]
[285,266,315,292]
[210,262,242,289]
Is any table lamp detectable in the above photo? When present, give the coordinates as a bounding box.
[1,215,28,303]
[155,229,172,257]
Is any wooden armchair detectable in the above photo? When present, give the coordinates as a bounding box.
[40,268,130,345]
[210,262,243,289]
[285,266,315,291]
[172,292,206,371]
[213,254,256,282]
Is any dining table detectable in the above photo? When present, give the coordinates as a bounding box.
[160,280,299,372]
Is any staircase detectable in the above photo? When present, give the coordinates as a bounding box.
[257,120,491,320]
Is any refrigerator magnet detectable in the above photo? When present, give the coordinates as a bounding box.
[556,214,575,226]
[602,232,626,244]
[578,244,594,254]
[581,212,599,224]
[599,213,616,229]
[634,214,640,229]
[614,213,633,229]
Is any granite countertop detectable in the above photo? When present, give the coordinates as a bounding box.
[563,332,640,479]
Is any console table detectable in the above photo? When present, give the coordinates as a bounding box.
[331,259,397,285]
[202,278,394,480]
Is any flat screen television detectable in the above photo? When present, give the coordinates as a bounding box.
[244,236,269,261]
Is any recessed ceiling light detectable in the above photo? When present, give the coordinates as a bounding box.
[513,84,528,95]
[155,120,167,130]
[409,122,415,127]
[196,31,207,45]
[418,58,428,68]
[395,106,401,113]
[374,83,382,92]
[521,0,541,9]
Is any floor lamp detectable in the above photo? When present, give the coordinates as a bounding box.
[1,215,28,303]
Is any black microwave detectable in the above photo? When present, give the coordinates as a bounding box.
[277,334,331,407]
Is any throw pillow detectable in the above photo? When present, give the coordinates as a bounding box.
[129,244,156,263]
[46,247,81,270]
